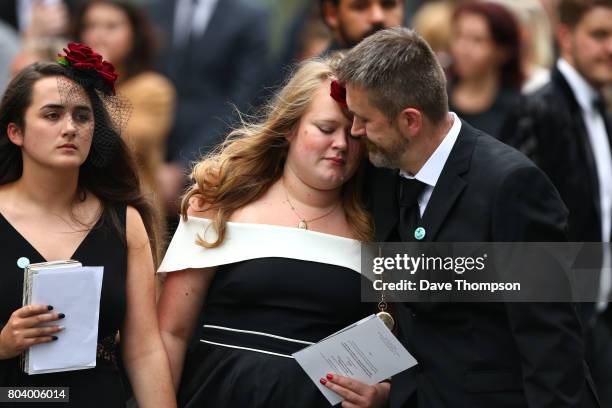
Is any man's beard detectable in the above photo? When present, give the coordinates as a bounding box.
[339,23,386,48]
[365,137,408,169]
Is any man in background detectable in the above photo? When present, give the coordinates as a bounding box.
[147,0,270,220]
[500,0,612,404]
[320,0,404,50]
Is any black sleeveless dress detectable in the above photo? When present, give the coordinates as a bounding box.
[158,217,373,408]
[0,206,128,407]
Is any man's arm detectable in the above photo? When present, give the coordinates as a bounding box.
[494,165,588,407]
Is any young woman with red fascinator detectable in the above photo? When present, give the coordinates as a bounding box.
[0,43,175,407]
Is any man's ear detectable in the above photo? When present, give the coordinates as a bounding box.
[6,123,24,146]
[397,108,423,140]
[322,0,340,30]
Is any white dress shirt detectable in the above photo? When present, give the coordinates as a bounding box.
[173,0,219,47]
[399,112,462,217]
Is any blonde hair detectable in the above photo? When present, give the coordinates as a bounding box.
[489,0,553,68]
[181,56,373,247]
[412,1,454,55]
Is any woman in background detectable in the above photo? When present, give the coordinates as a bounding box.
[448,1,524,138]
[489,0,554,94]
[74,0,175,243]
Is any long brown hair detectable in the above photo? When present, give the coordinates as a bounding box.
[452,2,524,89]
[181,57,373,247]
[0,62,160,263]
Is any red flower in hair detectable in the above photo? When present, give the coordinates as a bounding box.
[57,42,118,93]
[330,80,347,108]
[97,61,118,86]
[63,42,103,69]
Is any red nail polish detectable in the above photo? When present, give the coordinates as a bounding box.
[326,373,334,380]
[320,378,327,385]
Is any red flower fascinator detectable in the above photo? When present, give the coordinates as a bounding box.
[54,42,131,168]
[57,42,118,94]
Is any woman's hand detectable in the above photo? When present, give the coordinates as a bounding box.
[0,304,64,359]
[320,373,390,408]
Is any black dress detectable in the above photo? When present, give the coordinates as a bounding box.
[449,85,521,139]
[0,206,128,407]
[158,217,372,407]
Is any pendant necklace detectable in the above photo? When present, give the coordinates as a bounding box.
[283,183,339,230]
[376,246,395,330]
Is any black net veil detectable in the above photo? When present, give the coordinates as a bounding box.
[56,67,132,168]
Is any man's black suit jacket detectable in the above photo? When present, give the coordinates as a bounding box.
[367,120,598,407]
[499,65,612,406]
[146,0,269,165]
[499,66,604,243]
[499,67,609,312]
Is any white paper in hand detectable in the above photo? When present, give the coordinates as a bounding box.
[28,266,104,374]
[293,315,418,406]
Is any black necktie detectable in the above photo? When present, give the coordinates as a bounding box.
[397,177,426,242]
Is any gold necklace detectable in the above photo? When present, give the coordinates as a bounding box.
[283,183,339,230]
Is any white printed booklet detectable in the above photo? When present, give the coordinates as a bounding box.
[22,260,104,375]
[293,314,418,406]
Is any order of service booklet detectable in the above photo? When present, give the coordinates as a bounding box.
[22,260,104,375]
[293,314,418,406]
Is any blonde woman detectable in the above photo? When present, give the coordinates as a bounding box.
[157,58,390,407]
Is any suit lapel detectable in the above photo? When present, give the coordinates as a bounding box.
[419,121,474,241]
[197,0,226,44]
[366,164,400,242]
[552,67,602,223]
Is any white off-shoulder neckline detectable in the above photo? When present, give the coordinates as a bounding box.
[157,216,363,274]
[190,216,361,240]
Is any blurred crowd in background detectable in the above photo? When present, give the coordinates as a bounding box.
[0,0,567,238]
